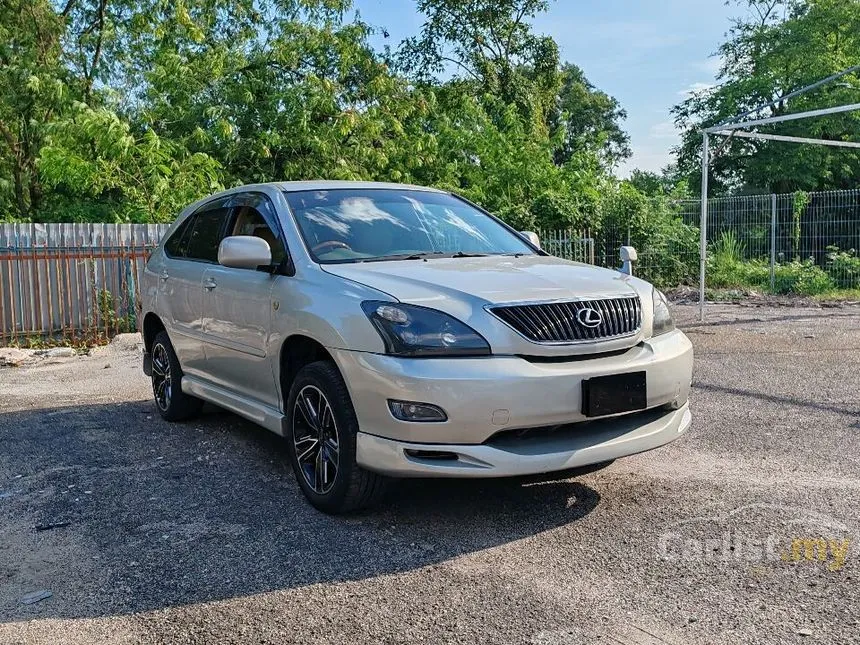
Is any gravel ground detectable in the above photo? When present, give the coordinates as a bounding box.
[0,303,858,645]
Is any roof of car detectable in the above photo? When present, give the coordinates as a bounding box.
[279,179,443,193]
[178,181,450,218]
[277,180,447,193]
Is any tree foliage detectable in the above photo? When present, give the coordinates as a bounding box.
[1,0,856,226]
[0,0,637,224]
[552,63,630,169]
[673,0,860,195]
[0,0,68,219]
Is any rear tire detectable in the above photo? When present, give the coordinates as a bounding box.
[286,360,388,514]
[150,331,203,422]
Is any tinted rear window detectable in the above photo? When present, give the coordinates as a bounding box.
[164,217,194,258]
[186,208,229,262]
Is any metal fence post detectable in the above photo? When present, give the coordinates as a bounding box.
[699,133,709,322]
[770,194,777,291]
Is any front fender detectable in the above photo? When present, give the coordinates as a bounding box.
[267,269,391,356]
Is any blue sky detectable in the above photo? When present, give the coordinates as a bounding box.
[352,0,738,177]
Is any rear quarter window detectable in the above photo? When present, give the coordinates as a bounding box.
[163,217,194,258]
[186,208,229,263]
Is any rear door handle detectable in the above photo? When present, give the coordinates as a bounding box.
[203,278,217,291]
[160,270,169,281]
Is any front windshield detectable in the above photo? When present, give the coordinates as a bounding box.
[283,188,536,263]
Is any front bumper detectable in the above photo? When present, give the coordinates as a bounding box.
[356,403,691,477]
[331,328,693,446]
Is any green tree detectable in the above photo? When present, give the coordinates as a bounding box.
[0,0,68,219]
[552,63,630,169]
[38,103,223,222]
[133,1,423,186]
[397,0,560,130]
[627,166,688,197]
[0,0,636,230]
[673,0,860,195]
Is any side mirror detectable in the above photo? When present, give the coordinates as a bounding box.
[619,245,638,276]
[519,231,540,248]
[218,235,272,269]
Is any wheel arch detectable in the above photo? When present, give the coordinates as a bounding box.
[278,334,338,408]
[142,312,166,354]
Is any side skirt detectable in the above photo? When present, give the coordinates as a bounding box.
[181,375,287,436]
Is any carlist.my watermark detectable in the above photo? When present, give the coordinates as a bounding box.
[656,504,852,571]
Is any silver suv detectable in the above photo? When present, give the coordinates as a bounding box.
[142,181,693,513]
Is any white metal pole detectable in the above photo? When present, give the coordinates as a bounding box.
[709,63,860,130]
[770,194,777,291]
[699,133,709,322]
[715,130,860,149]
[705,102,860,133]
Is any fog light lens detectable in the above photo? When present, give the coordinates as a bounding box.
[388,400,448,422]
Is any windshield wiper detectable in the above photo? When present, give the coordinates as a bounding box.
[360,252,444,263]
[450,251,490,258]
[359,251,491,263]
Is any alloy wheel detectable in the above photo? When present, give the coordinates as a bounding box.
[151,343,172,411]
[292,385,340,494]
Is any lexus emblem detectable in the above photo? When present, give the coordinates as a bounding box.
[576,307,603,328]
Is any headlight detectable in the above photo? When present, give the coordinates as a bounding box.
[652,289,675,337]
[361,301,491,357]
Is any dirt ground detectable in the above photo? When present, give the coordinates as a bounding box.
[0,303,858,645]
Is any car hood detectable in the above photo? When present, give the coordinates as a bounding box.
[321,254,644,306]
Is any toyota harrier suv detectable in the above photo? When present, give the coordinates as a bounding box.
[141,181,693,513]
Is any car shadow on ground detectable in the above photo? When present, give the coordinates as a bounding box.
[693,381,860,416]
[0,401,600,621]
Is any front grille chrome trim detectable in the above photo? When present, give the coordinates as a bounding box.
[487,295,642,345]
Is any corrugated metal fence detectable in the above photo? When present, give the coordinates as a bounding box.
[1,223,169,345]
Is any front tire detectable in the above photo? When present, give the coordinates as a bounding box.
[286,361,388,514]
[150,331,203,422]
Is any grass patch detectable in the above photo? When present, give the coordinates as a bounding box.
[813,289,860,302]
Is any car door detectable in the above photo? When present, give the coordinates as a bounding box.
[156,200,231,375]
[201,192,289,406]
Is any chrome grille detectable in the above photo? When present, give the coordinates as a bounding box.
[488,296,642,343]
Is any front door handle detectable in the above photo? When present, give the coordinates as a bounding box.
[203,278,217,291]
[160,270,169,281]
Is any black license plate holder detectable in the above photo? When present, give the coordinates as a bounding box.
[581,371,647,417]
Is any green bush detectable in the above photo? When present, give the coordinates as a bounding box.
[707,232,835,296]
[711,231,745,265]
[707,231,758,289]
[530,192,584,230]
[825,246,860,288]
[708,256,767,289]
[638,218,699,289]
[496,203,536,231]
[772,260,835,295]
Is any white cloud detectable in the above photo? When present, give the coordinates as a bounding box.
[617,147,674,177]
[617,123,683,178]
[678,81,716,97]
[693,56,724,76]
[650,121,680,139]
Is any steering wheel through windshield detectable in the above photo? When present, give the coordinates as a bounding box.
[312,240,353,254]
